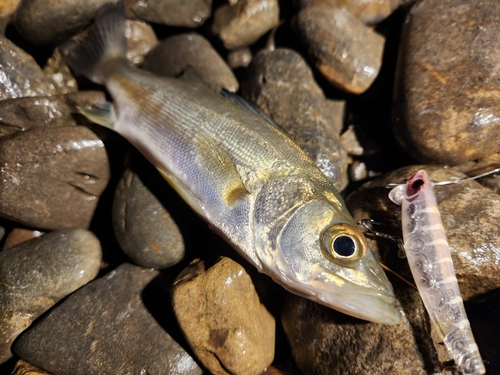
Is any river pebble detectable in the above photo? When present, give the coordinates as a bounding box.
[212,0,280,50]
[0,229,102,364]
[2,228,43,250]
[14,263,201,375]
[0,0,20,33]
[124,20,158,66]
[0,126,110,230]
[242,48,348,191]
[394,0,500,165]
[11,359,52,375]
[294,4,385,94]
[172,257,275,375]
[42,49,78,95]
[142,33,238,92]
[113,168,185,269]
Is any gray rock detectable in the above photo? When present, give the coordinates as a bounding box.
[15,0,119,45]
[0,126,110,230]
[0,36,56,100]
[0,229,102,364]
[394,0,500,165]
[142,33,238,92]
[294,0,400,25]
[242,48,348,191]
[293,5,385,94]
[172,257,275,375]
[0,92,105,137]
[125,0,212,28]
[124,20,158,66]
[14,263,202,375]
[113,168,185,269]
[212,0,280,49]
[43,49,78,95]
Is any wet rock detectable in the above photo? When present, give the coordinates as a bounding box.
[15,0,119,45]
[11,359,54,375]
[113,168,185,269]
[142,33,238,92]
[212,0,280,49]
[394,0,500,165]
[455,153,500,195]
[294,5,385,94]
[294,0,400,25]
[43,49,78,95]
[124,20,158,66]
[14,263,202,375]
[0,229,102,364]
[242,48,348,191]
[0,36,56,100]
[172,257,275,375]
[125,0,212,28]
[227,47,252,69]
[0,126,110,230]
[0,92,105,137]
[345,165,500,299]
[2,228,44,250]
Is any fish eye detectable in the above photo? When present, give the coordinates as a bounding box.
[322,223,367,264]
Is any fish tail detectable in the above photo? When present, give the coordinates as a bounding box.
[60,3,126,84]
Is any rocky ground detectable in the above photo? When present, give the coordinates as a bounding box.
[1,0,500,374]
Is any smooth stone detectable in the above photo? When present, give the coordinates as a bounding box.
[172,257,275,375]
[242,48,348,191]
[0,126,110,230]
[124,20,158,66]
[212,0,280,49]
[294,5,385,94]
[294,0,400,25]
[15,0,119,45]
[0,229,102,364]
[0,36,56,100]
[12,359,54,374]
[125,0,212,28]
[2,228,44,250]
[394,0,500,165]
[227,47,252,69]
[345,165,500,300]
[0,0,21,34]
[112,168,185,269]
[455,153,500,194]
[14,263,202,375]
[142,33,238,92]
[43,49,78,95]
[0,92,105,137]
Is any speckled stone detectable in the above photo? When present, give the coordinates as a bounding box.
[294,5,385,94]
[0,92,105,137]
[2,228,44,250]
[125,0,212,28]
[0,126,110,230]
[242,48,348,191]
[0,36,56,100]
[172,257,275,375]
[14,263,202,375]
[113,168,185,269]
[43,49,78,95]
[394,0,500,165]
[294,0,400,25]
[124,20,158,66]
[0,229,102,364]
[15,0,119,45]
[212,0,280,49]
[142,33,238,92]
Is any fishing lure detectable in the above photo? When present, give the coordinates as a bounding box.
[389,170,485,375]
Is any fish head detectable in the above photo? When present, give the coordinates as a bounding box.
[258,198,400,325]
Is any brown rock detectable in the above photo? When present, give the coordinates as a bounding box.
[125,0,212,28]
[227,47,253,69]
[2,228,44,250]
[124,20,158,66]
[43,49,78,95]
[0,126,110,230]
[172,257,275,375]
[294,5,385,94]
[242,48,348,191]
[0,36,56,100]
[394,0,500,165]
[12,359,54,374]
[212,0,280,49]
[142,33,238,92]
[294,0,400,25]
[0,0,21,34]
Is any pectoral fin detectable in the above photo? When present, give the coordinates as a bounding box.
[78,101,116,128]
[194,133,248,206]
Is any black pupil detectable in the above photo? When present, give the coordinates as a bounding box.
[411,179,424,190]
[333,236,356,257]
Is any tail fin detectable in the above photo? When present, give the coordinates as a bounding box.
[60,4,126,84]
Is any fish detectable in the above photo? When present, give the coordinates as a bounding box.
[60,4,399,325]
[389,170,485,374]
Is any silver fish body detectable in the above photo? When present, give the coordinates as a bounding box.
[61,5,399,324]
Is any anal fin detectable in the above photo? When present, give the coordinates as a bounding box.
[78,101,116,129]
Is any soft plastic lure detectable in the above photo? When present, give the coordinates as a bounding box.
[389,170,485,375]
